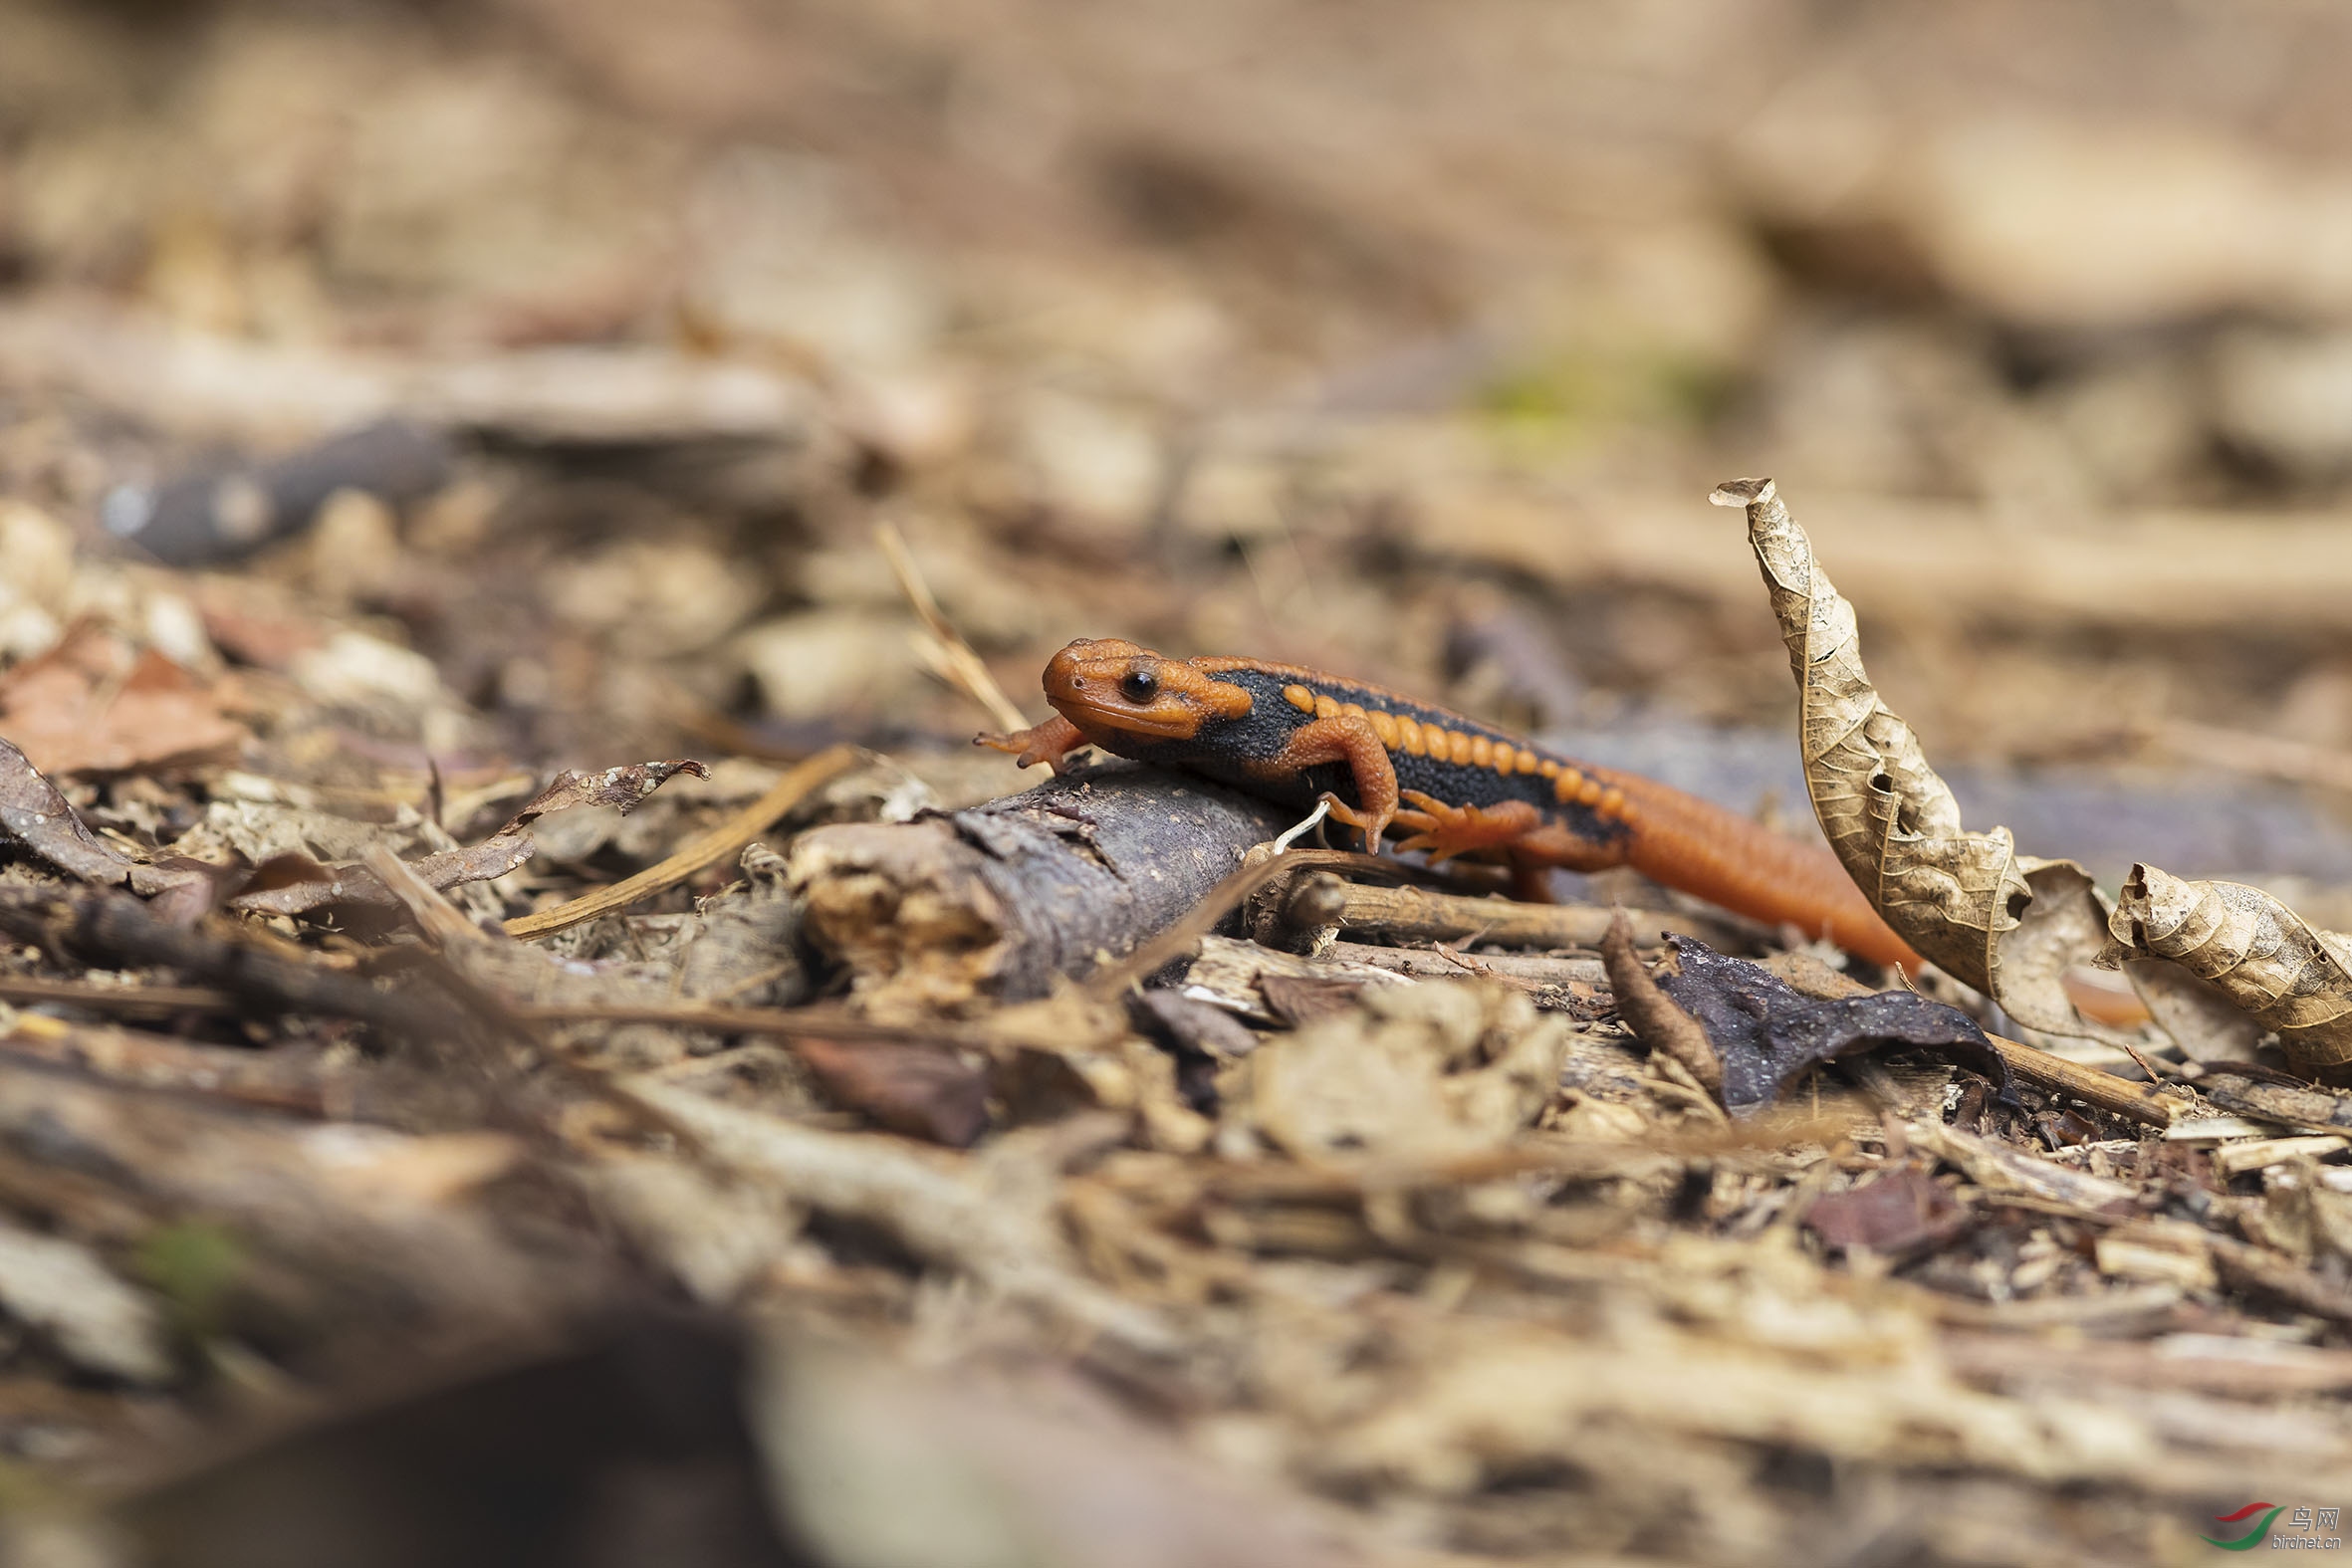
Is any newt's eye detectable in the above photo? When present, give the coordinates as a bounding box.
[1119,668,1159,703]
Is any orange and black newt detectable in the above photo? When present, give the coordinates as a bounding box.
[979,638,1921,970]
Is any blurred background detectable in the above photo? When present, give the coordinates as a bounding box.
[6,1,2352,1560]
[11,0,2352,784]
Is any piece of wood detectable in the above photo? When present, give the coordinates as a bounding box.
[1324,941,1607,989]
[787,765,1296,1011]
[0,889,474,1046]
[1600,911,1722,1095]
[0,1012,342,1116]
[1282,871,1722,950]
[0,978,235,1015]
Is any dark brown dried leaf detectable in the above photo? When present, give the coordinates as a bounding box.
[1655,937,2006,1114]
[0,735,137,884]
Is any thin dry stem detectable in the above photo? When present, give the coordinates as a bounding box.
[505,746,858,940]
[876,520,1030,733]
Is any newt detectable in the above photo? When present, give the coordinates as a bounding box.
[979,638,1921,970]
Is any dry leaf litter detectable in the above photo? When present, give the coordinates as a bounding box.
[0,3,2348,1565]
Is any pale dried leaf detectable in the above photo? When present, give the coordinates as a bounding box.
[1242,983,1569,1162]
[223,759,709,917]
[2094,1221,2217,1292]
[1715,477,2109,1035]
[2110,865,2352,1069]
[1908,1119,2139,1214]
[619,1074,1171,1354]
[1314,1318,2161,1496]
[2124,958,2267,1064]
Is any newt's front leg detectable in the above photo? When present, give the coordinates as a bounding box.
[1250,714,1399,852]
[976,715,1091,775]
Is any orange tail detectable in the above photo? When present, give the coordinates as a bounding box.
[1608,771,1922,971]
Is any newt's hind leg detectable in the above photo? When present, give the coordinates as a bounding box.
[1508,863,1557,903]
[1391,791,1542,864]
[1504,820,1633,903]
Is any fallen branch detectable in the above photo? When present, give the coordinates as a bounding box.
[789,765,1296,1012]
[0,890,473,1045]
[1283,872,1721,951]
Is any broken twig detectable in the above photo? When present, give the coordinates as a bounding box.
[1599,910,1723,1096]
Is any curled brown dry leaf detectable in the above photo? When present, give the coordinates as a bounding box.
[1711,477,2111,1038]
[2111,864,2352,1068]
[1718,475,2352,1075]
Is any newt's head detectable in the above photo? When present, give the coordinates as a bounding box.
[1041,638,1253,742]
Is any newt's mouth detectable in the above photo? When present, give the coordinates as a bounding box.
[1039,637,1251,741]
[1047,690,1201,739]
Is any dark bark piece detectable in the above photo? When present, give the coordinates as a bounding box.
[1653,937,2006,1115]
[1129,989,1259,1114]
[1130,990,1261,1060]
[788,765,1294,1013]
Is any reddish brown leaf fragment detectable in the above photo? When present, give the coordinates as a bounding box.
[797,1037,991,1148]
[0,626,246,777]
[1804,1166,1972,1255]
